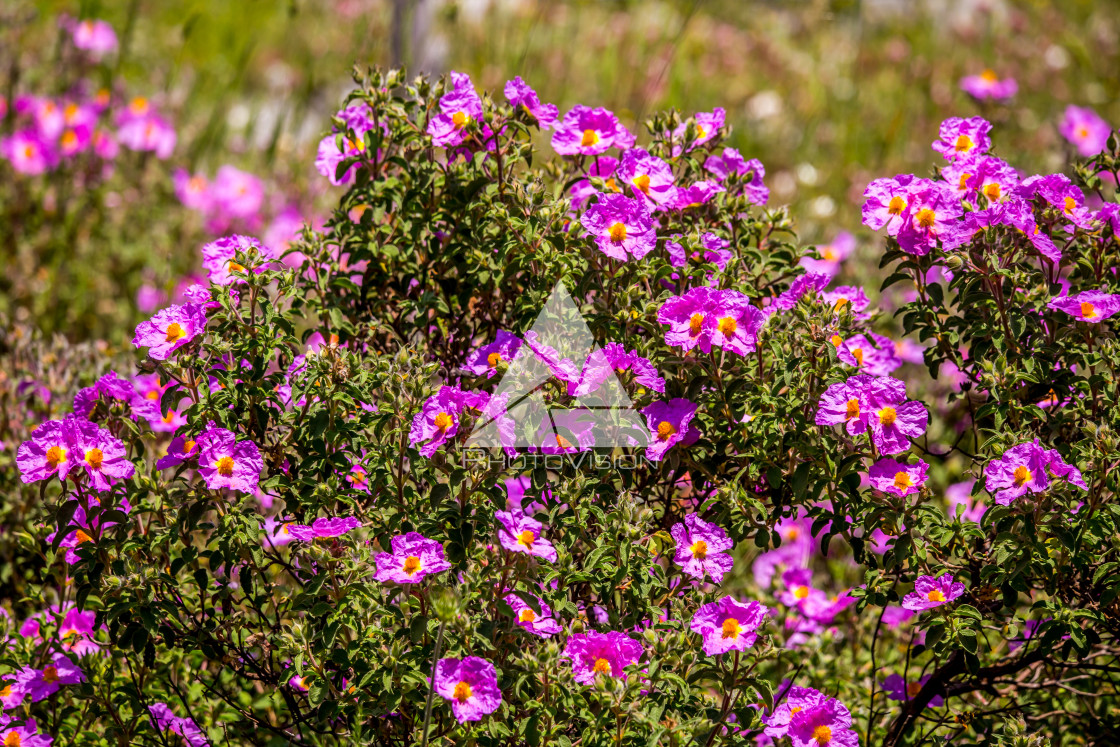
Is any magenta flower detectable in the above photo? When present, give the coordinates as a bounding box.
[774,273,830,311]
[504,76,558,129]
[704,148,768,205]
[821,286,871,318]
[862,174,918,235]
[896,180,962,255]
[615,147,675,205]
[931,116,992,161]
[287,516,362,542]
[195,427,263,493]
[201,235,271,286]
[562,631,643,685]
[869,458,929,497]
[16,653,84,702]
[690,596,769,655]
[658,287,722,352]
[571,342,665,397]
[671,514,733,584]
[58,607,101,656]
[1047,290,1120,323]
[664,180,725,211]
[133,302,208,360]
[787,697,859,747]
[552,105,635,156]
[836,334,901,376]
[156,433,201,470]
[956,155,1020,203]
[409,386,489,458]
[882,673,943,707]
[814,376,870,436]
[710,291,767,356]
[434,656,502,723]
[1,129,58,175]
[762,686,831,739]
[496,510,558,561]
[68,17,118,58]
[902,573,965,612]
[799,232,855,277]
[464,330,522,377]
[505,593,563,637]
[1018,173,1095,229]
[1059,105,1112,157]
[149,702,210,747]
[641,398,701,462]
[16,420,73,483]
[117,113,176,159]
[65,417,134,491]
[373,532,452,584]
[672,107,725,152]
[581,193,657,261]
[569,155,620,210]
[0,719,51,747]
[428,72,484,148]
[983,438,1087,506]
[960,70,1017,101]
[863,376,928,455]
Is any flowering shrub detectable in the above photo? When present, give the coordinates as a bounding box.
[2,60,1120,747]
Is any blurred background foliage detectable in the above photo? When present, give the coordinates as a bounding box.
[3,0,1120,342]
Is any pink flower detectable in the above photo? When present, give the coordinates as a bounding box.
[1047,290,1120,323]
[641,398,701,462]
[868,458,929,497]
[882,673,944,707]
[16,420,73,483]
[836,334,901,376]
[581,193,657,261]
[504,77,558,129]
[931,116,992,161]
[132,302,208,360]
[1059,105,1112,157]
[287,516,362,542]
[201,235,271,286]
[373,532,452,584]
[562,631,643,685]
[495,510,558,561]
[68,18,118,59]
[902,573,965,612]
[2,129,57,174]
[690,596,769,655]
[672,107,725,153]
[960,70,1017,101]
[149,702,210,746]
[434,657,502,723]
[195,427,263,493]
[983,438,1087,506]
[0,718,52,747]
[504,594,563,637]
[209,165,265,223]
[671,514,733,583]
[65,417,135,491]
[16,653,84,702]
[552,105,635,156]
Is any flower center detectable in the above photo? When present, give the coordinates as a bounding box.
[834,298,849,311]
[907,681,922,698]
[958,173,972,190]
[183,439,197,455]
[981,69,998,82]
[451,111,469,129]
[791,706,802,716]
[793,585,810,600]
[517,529,536,548]
[893,471,913,490]
[43,666,59,684]
[85,448,104,469]
[717,316,737,337]
[592,658,612,674]
[216,456,235,477]
[830,334,843,348]
[131,96,149,114]
[555,433,573,449]
[228,261,246,274]
[453,680,473,701]
[852,348,864,367]
[22,144,36,160]
[165,322,186,342]
[632,174,651,194]
[75,530,93,544]
[61,130,79,149]
[4,732,19,746]
[580,129,600,147]
[46,445,67,467]
[927,589,946,602]
[1063,196,1077,213]
[983,182,1001,200]
[786,528,800,540]
[690,540,708,559]
[954,134,973,152]
[656,421,677,441]
[720,618,741,639]
[845,398,860,420]
[812,725,832,745]
[1080,302,1098,319]
[605,178,620,192]
[916,208,937,229]
[688,313,704,336]
[1077,126,1089,139]
[519,608,536,623]
[433,412,454,431]
[402,556,422,576]
[1013,465,1032,487]
[878,406,898,426]
[608,222,627,243]
[487,352,503,368]
[887,195,907,215]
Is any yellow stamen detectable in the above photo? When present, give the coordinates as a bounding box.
[1063,196,1076,214]
[608,222,627,243]
[812,725,833,745]
[453,681,473,701]
[43,666,59,684]
[46,446,67,467]
[1013,465,1031,487]
[981,69,998,82]
[75,530,93,544]
[487,352,502,368]
[183,439,197,455]
[592,658,611,674]
[878,406,897,426]
[402,556,422,576]
[517,529,536,548]
[580,129,600,148]
[216,456,235,477]
[433,412,454,431]
[165,322,186,342]
[519,609,536,623]
[830,334,843,348]
[720,618,741,639]
[689,313,704,336]
[983,182,1001,200]
[632,174,651,194]
[793,585,810,600]
[451,111,469,129]
[954,134,973,152]
[690,540,708,559]
[717,317,737,337]
[887,195,906,215]
[656,421,677,441]
[916,208,937,229]
[1080,302,1098,319]
[907,681,922,698]
[927,589,946,602]
[893,472,913,490]
[85,448,103,469]
[845,398,860,420]
[852,348,864,367]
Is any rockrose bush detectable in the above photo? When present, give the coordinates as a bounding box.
[2,66,1119,746]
